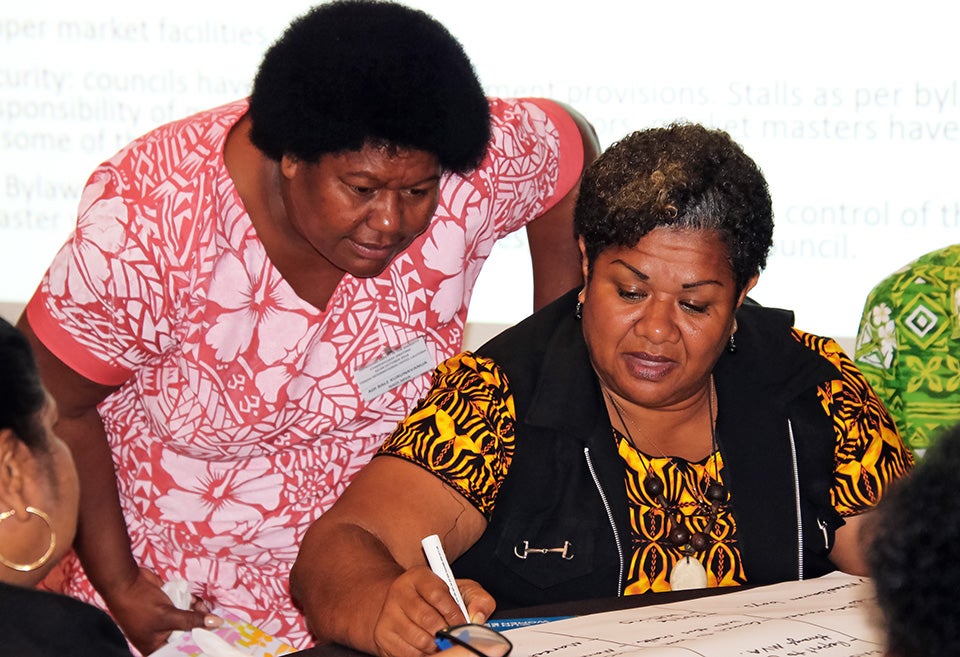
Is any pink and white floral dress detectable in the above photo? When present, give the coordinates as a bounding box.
[26,97,582,648]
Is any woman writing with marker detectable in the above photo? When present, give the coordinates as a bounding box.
[292,123,911,657]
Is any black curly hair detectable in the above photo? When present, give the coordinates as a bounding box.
[0,318,48,453]
[249,0,491,172]
[574,123,773,293]
[868,425,960,657]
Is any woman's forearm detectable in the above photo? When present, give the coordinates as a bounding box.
[292,521,405,652]
[291,457,492,657]
[61,411,141,596]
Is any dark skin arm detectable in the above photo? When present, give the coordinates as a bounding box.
[291,457,493,657]
[16,314,217,655]
[830,512,871,575]
[525,101,601,310]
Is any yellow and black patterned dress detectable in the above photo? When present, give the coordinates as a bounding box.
[380,330,912,594]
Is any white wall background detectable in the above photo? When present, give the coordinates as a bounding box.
[2,1,958,343]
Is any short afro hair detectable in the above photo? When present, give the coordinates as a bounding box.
[574,123,773,293]
[249,0,491,173]
[868,425,958,657]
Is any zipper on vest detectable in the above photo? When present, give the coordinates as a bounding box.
[787,419,804,580]
[583,446,624,597]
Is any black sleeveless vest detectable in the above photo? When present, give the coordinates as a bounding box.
[453,289,843,609]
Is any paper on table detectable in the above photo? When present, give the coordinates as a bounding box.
[191,629,250,657]
[149,579,294,657]
[148,612,297,657]
[502,572,887,657]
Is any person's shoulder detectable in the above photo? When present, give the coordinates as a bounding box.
[485,97,572,137]
[736,301,795,337]
[910,242,960,269]
[485,96,550,115]
[0,582,134,656]
[790,326,847,367]
[732,302,843,386]
[739,301,845,359]
[104,100,248,172]
[869,242,960,297]
[84,100,249,226]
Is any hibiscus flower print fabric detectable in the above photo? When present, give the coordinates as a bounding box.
[26,97,582,647]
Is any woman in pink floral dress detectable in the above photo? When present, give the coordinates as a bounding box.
[15,1,597,653]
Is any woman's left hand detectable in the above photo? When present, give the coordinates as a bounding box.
[104,567,220,655]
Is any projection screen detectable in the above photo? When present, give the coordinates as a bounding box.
[2,1,958,342]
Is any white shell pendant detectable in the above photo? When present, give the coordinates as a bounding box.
[669,555,708,590]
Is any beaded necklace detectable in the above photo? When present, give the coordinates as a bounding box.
[606,380,728,590]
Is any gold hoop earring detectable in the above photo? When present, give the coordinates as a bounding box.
[0,506,56,572]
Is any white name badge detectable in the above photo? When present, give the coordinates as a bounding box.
[355,337,435,401]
